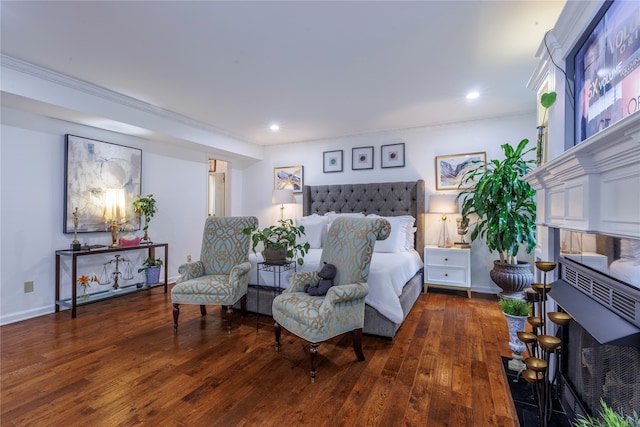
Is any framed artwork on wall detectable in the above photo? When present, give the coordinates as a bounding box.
[323,150,343,173]
[352,146,374,170]
[435,151,486,190]
[274,165,304,193]
[64,134,142,233]
[381,143,405,168]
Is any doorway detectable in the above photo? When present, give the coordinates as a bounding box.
[208,159,227,217]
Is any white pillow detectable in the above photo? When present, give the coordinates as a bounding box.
[295,215,329,249]
[367,214,415,253]
[325,211,365,230]
[620,238,640,264]
[406,226,417,251]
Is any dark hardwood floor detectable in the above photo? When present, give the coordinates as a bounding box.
[1,286,519,426]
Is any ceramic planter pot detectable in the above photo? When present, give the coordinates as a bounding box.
[145,266,161,284]
[490,261,533,299]
[264,245,287,265]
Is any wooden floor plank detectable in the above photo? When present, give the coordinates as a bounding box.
[1,287,518,426]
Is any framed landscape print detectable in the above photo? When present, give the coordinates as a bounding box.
[274,165,304,193]
[323,150,343,173]
[352,146,374,170]
[64,134,142,233]
[435,151,486,190]
[381,143,405,168]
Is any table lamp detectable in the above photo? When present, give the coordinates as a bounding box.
[272,189,295,220]
[429,195,458,248]
[104,188,126,247]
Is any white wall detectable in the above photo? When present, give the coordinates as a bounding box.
[0,108,218,324]
[242,112,537,294]
[1,104,538,324]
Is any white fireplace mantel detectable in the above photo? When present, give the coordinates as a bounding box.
[524,113,640,238]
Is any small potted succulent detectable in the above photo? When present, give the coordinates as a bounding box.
[138,257,163,285]
[243,218,310,265]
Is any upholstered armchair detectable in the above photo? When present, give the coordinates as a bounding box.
[172,216,258,333]
[272,216,391,381]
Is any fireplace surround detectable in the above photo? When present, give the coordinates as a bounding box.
[524,112,640,420]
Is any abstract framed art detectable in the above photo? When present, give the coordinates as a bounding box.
[274,165,304,193]
[435,151,486,190]
[323,150,343,173]
[381,143,405,168]
[64,134,142,233]
[352,146,374,170]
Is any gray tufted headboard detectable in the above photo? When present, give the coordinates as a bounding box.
[302,180,425,259]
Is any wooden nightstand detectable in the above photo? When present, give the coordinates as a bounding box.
[424,245,471,298]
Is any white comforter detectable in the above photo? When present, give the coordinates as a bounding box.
[609,259,640,288]
[248,249,423,324]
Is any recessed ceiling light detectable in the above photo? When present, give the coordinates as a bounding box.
[466,91,480,100]
[270,124,280,131]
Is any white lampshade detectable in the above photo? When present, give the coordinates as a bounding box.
[104,188,126,222]
[429,195,458,214]
[272,189,295,205]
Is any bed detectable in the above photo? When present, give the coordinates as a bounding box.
[238,180,425,339]
[609,238,640,288]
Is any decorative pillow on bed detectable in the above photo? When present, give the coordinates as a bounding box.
[620,238,640,265]
[325,211,365,231]
[367,214,415,253]
[296,214,329,249]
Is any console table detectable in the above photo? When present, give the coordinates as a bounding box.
[55,243,168,318]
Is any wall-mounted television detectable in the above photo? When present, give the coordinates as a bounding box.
[571,0,640,145]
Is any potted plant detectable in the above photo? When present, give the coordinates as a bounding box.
[457,92,557,299]
[132,194,157,244]
[536,91,557,166]
[499,298,531,372]
[243,218,310,266]
[138,256,163,285]
[574,399,640,427]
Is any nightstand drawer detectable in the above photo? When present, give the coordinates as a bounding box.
[425,250,468,268]
[425,267,469,287]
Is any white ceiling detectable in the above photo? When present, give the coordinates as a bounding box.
[0,0,566,146]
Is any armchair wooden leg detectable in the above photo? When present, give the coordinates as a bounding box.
[173,303,180,332]
[352,328,365,361]
[225,305,233,334]
[310,343,319,382]
[274,322,281,352]
[200,305,207,316]
[240,294,247,317]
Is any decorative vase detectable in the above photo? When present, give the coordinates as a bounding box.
[503,312,528,372]
[536,125,546,166]
[264,244,287,265]
[490,261,534,300]
[79,285,89,300]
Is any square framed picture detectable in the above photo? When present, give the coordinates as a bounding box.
[435,152,486,190]
[64,134,142,233]
[274,165,304,193]
[352,146,374,170]
[381,143,405,168]
[323,150,343,173]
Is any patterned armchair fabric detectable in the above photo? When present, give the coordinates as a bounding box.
[272,217,390,380]
[171,216,258,332]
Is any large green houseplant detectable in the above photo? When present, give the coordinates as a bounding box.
[455,92,556,298]
[456,137,538,298]
[243,219,310,266]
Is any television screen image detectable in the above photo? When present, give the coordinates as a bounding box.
[574,0,640,145]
